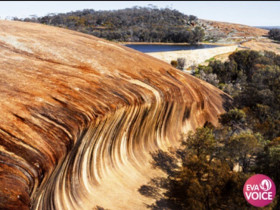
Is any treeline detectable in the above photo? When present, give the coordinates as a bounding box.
[14,7,204,44]
[140,50,280,209]
[195,50,280,140]
[269,28,280,41]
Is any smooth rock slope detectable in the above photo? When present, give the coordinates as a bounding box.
[0,20,231,210]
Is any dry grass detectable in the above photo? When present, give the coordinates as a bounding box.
[240,38,280,54]
[201,19,268,38]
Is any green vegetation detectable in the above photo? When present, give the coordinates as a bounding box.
[205,57,215,62]
[269,29,280,41]
[140,50,280,209]
[177,58,186,70]
[15,6,204,44]
[139,127,257,209]
[170,60,178,68]
[170,58,186,70]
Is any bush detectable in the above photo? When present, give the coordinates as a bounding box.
[198,71,219,87]
[177,57,186,70]
[269,28,280,41]
[170,60,178,68]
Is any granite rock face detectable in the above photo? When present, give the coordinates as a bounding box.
[0,20,231,209]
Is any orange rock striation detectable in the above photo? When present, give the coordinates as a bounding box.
[0,20,231,209]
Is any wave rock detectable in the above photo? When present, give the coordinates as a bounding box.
[0,20,231,210]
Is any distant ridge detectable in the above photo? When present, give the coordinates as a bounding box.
[15,7,267,44]
[255,26,280,30]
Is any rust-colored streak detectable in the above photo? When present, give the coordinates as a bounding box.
[0,20,231,209]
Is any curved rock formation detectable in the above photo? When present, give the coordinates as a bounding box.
[0,20,231,210]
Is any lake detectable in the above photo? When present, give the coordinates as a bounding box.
[125,44,222,53]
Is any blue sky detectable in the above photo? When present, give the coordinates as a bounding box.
[0,1,279,26]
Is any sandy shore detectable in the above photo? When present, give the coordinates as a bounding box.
[146,45,238,68]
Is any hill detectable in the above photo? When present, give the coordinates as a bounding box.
[199,19,268,42]
[201,19,268,37]
[256,26,280,30]
[16,7,268,44]
[16,7,204,44]
[0,20,231,209]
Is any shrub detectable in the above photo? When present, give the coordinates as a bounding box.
[269,28,280,41]
[177,57,186,70]
[170,60,178,68]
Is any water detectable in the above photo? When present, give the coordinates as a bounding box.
[125,44,222,53]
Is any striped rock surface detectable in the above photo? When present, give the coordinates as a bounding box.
[0,20,231,209]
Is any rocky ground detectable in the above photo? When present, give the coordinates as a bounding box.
[196,20,280,64]
[240,37,280,54]
[198,19,268,43]
[203,37,280,65]
[0,20,230,210]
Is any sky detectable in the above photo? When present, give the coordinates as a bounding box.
[0,1,279,26]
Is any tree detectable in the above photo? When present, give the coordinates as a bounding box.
[191,50,280,208]
[198,71,219,87]
[226,132,263,173]
[254,138,280,209]
[17,7,203,44]
[229,50,261,82]
[192,26,205,44]
[194,50,280,140]
[139,128,251,209]
[269,29,280,41]
[219,108,246,133]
